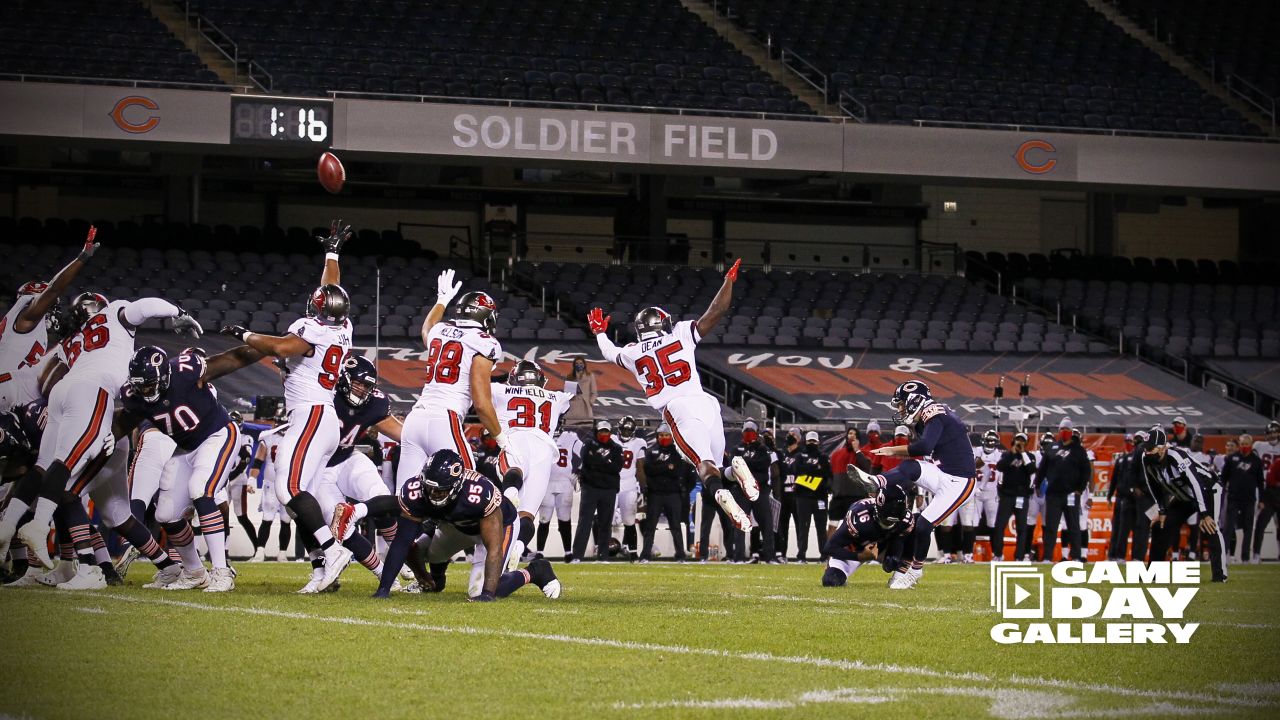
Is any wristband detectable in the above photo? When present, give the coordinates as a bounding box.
[325,252,340,262]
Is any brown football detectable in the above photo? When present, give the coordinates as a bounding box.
[317,151,345,194]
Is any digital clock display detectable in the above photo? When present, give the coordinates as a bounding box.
[231,97,333,146]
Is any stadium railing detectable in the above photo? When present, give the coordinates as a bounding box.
[0,72,245,92]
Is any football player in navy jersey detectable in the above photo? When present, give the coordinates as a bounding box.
[311,356,404,589]
[116,344,261,592]
[332,450,561,601]
[820,483,916,587]
[850,381,978,590]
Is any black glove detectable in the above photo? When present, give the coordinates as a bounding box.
[371,589,391,599]
[469,591,496,602]
[318,218,352,255]
[220,324,249,342]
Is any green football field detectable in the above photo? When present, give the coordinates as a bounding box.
[3,561,1278,719]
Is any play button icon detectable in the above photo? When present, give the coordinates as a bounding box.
[1013,584,1032,606]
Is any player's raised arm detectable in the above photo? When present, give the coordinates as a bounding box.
[588,308,621,363]
[420,269,462,345]
[317,219,351,287]
[220,325,312,359]
[202,344,267,383]
[120,297,203,337]
[696,258,741,337]
[14,226,98,333]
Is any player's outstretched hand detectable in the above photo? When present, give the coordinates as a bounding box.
[371,589,391,599]
[725,258,741,282]
[78,225,99,262]
[220,324,250,342]
[468,591,496,602]
[318,218,352,255]
[587,307,611,335]
[172,312,203,339]
[437,268,462,306]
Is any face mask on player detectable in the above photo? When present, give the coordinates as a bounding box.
[657,433,673,447]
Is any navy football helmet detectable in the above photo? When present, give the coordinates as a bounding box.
[337,355,378,407]
[420,449,468,507]
[507,360,546,388]
[634,306,672,341]
[453,291,498,332]
[890,380,933,426]
[128,346,170,403]
[875,483,913,531]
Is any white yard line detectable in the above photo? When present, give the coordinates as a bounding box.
[615,685,1245,719]
[72,606,107,615]
[38,591,1274,711]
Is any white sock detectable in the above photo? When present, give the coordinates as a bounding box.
[27,497,58,532]
[352,504,368,522]
[0,498,31,541]
[828,557,860,576]
[313,526,335,547]
[204,528,227,570]
[175,541,203,572]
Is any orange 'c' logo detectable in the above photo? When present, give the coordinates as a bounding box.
[109,96,160,133]
[1014,139,1057,174]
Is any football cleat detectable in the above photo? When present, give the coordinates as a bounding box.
[103,564,124,586]
[36,561,76,587]
[5,565,47,587]
[203,567,235,593]
[57,565,106,591]
[400,580,423,594]
[730,456,760,503]
[821,567,848,587]
[316,544,352,593]
[276,550,289,562]
[933,554,953,564]
[114,545,141,579]
[846,464,883,499]
[164,567,210,590]
[251,547,266,562]
[528,558,561,599]
[329,502,356,542]
[320,580,341,594]
[143,565,182,589]
[16,522,53,569]
[297,578,322,594]
[714,489,752,531]
[961,553,975,564]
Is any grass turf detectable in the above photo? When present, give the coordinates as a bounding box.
[2,561,1278,719]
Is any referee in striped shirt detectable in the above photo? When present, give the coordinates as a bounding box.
[1139,426,1228,582]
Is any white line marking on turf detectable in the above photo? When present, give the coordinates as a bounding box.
[57,591,1275,711]
[1213,682,1280,696]
[73,607,107,615]
[615,686,1236,719]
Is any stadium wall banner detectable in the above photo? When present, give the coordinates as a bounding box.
[696,348,1268,429]
[5,83,1280,190]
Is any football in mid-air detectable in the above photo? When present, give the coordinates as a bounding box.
[317,151,345,194]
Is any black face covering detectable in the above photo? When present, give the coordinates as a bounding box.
[804,442,821,455]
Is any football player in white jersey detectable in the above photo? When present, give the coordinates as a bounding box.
[589,258,756,531]
[540,421,581,560]
[973,430,1003,561]
[251,423,294,561]
[1251,421,1279,474]
[398,271,509,488]
[485,359,576,567]
[0,288,201,568]
[0,228,98,414]
[613,415,648,557]
[219,219,356,591]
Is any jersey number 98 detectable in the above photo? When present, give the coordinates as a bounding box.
[423,339,464,385]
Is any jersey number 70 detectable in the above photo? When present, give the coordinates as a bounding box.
[634,341,691,397]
